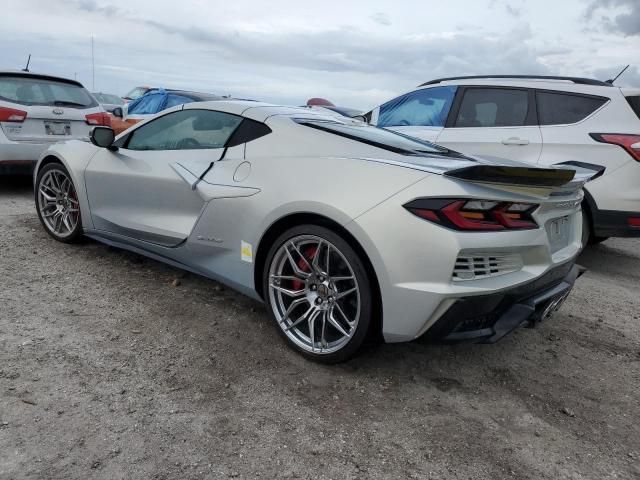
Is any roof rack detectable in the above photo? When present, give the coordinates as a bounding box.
[419,75,612,87]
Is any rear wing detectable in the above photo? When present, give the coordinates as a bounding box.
[444,164,603,192]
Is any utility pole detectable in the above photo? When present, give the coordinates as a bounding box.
[91,35,95,90]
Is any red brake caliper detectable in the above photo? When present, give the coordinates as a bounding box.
[292,246,317,291]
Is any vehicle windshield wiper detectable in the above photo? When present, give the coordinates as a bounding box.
[53,100,88,107]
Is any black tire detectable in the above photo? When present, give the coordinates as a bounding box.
[262,224,374,363]
[581,208,608,249]
[35,162,84,244]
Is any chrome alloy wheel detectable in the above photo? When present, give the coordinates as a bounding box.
[268,234,361,355]
[37,169,80,238]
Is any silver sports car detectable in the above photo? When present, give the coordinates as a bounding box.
[34,101,587,362]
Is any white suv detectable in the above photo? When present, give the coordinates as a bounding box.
[0,71,110,174]
[366,75,640,243]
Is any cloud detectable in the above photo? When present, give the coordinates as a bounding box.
[2,0,638,109]
[585,0,640,36]
[370,12,391,26]
[76,0,120,17]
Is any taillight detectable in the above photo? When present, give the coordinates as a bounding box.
[85,112,112,127]
[404,198,538,231]
[0,107,27,122]
[590,133,640,162]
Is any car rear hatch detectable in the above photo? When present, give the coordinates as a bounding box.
[0,73,104,144]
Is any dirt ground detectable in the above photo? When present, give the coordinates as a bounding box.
[1,175,639,480]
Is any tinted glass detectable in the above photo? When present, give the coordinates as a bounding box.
[454,88,529,127]
[0,75,97,108]
[127,109,242,151]
[537,92,607,125]
[625,96,640,120]
[296,119,448,155]
[378,86,457,127]
[165,94,195,109]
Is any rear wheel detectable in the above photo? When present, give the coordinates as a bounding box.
[581,208,608,249]
[263,225,373,363]
[35,163,83,243]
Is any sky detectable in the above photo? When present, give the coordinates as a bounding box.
[2,0,639,109]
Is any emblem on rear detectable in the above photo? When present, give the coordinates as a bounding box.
[52,108,64,115]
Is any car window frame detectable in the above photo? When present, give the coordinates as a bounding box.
[534,88,610,126]
[114,108,271,151]
[445,85,537,128]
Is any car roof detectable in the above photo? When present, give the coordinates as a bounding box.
[0,70,85,88]
[411,76,621,96]
[184,100,337,122]
[145,88,223,102]
[420,75,612,87]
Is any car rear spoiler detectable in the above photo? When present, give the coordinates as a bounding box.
[444,165,576,187]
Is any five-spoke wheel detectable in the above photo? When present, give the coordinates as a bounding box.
[35,163,83,243]
[264,225,373,363]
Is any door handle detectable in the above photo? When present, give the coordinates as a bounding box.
[501,137,530,146]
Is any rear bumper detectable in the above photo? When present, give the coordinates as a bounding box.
[591,208,640,238]
[422,261,583,343]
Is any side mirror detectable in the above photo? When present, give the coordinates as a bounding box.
[90,126,116,149]
[112,107,123,118]
[351,114,369,123]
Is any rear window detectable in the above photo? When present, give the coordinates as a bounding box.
[454,88,530,128]
[0,75,97,108]
[296,118,452,156]
[536,91,607,125]
[626,96,640,120]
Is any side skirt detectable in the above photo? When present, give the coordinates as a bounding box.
[84,229,263,302]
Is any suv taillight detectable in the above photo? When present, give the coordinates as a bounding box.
[85,112,112,127]
[590,133,640,162]
[404,198,539,231]
[0,107,27,122]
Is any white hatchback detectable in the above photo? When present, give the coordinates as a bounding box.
[0,71,110,174]
[366,75,640,243]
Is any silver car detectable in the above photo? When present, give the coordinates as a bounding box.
[34,101,587,362]
[0,71,110,174]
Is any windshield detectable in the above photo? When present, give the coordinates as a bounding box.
[124,87,149,100]
[94,93,124,105]
[295,118,454,156]
[0,75,97,108]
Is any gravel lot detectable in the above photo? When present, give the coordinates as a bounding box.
[1,175,639,480]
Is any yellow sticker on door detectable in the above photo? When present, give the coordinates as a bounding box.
[241,241,253,263]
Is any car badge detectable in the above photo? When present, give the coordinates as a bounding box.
[52,108,64,115]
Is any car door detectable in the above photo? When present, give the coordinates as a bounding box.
[435,87,542,164]
[371,86,458,143]
[84,108,243,246]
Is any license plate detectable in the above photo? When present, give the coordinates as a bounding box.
[45,121,71,136]
[546,216,571,253]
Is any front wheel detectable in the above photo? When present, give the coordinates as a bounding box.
[35,163,83,243]
[263,225,374,363]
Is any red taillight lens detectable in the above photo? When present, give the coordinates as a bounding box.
[590,133,640,162]
[405,198,539,231]
[628,217,640,228]
[85,112,112,127]
[0,107,27,122]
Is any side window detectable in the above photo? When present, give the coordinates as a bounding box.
[537,92,608,125]
[378,86,457,127]
[126,109,243,151]
[454,88,529,127]
[626,96,640,120]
